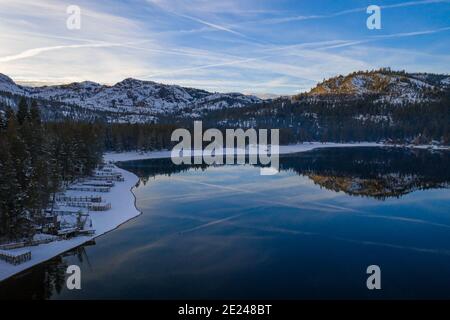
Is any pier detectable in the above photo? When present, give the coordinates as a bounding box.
[0,249,32,265]
[91,175,125,182]
[62,201,111,211]
[67,185,111,192]
[82,181,115,188]
[55,195,102,203]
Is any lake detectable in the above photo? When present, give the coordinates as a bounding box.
[1,147,450,299]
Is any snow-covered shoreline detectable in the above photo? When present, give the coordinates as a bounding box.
[1,141,448,283]
[104,142,383,162]
[0,166,141,282]
[103,141,448,163]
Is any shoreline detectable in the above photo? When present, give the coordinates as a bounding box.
[1,141,448,283]
[104,142,383,162]
[104,142,449,163]
[0,165,142,283]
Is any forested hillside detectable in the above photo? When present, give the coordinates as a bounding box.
[200,90,450,144]
[196,69,450,144]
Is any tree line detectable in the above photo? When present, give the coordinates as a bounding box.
[200,90,450,144]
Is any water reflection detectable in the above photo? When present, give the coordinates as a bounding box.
[1,147,449,299]
[123,147,450,200]
[0,244,94,300]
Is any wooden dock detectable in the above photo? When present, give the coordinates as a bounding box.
[0,249,31,265]
[0,236,57,251]
[56,195,102,203]
[91,175,124,182]
[94,171,121,176]
[89,202,111,211]
[58,228,95,239]
[48,208,86,216]
[92,175,124,182]
[61,201,111,211]
[67,185,111,192]
[82,181,115,188]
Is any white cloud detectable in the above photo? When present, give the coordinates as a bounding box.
[1,0,449,94]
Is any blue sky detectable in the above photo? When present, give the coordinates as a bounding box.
[0,0,449,94]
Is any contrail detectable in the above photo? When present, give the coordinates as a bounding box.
[172,12,270,46]
[0,42,123,63]
[237,224,450,257]
[373,26,450,39]
[168,176,450,230]
[311,27,450,50]
[145,0,268,45]
[255,0,450,25]
[177,13,246,38]
[0,39,156,63]
[142,26,450,80]
[144,55,273,78]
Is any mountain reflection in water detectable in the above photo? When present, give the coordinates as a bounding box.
[1,147,449,300]
[122,147,450,200]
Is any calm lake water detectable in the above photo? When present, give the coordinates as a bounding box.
[1,147,450,299]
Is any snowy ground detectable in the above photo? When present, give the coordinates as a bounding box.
[0,166,140,282]
[104,142,385,162]
[104,142,449,163]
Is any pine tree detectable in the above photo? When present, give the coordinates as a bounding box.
[16,98,29,126]
[29,100,41,125]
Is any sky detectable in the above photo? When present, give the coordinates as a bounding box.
[0,0,449,95]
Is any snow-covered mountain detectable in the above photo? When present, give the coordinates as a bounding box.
[0,74,26,95]
[1,69,449,123]
[304,69,450,104]
[0,74,260,123]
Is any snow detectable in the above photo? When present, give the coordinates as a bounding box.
[0,165,140,282]
[354,114,392,124]
[0,74,261,119]
[311,72,444,105]
[104,142,449,164]
[400,144,450,150]
[441,77,450,86]
[0,74,26,95]
[350,75,369,94]
[0,72,262,123]
[33,233,58,242]
[0,249,30,257]
[104,142,384,162]
[408,77,434,89]
[3,71,450,123]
